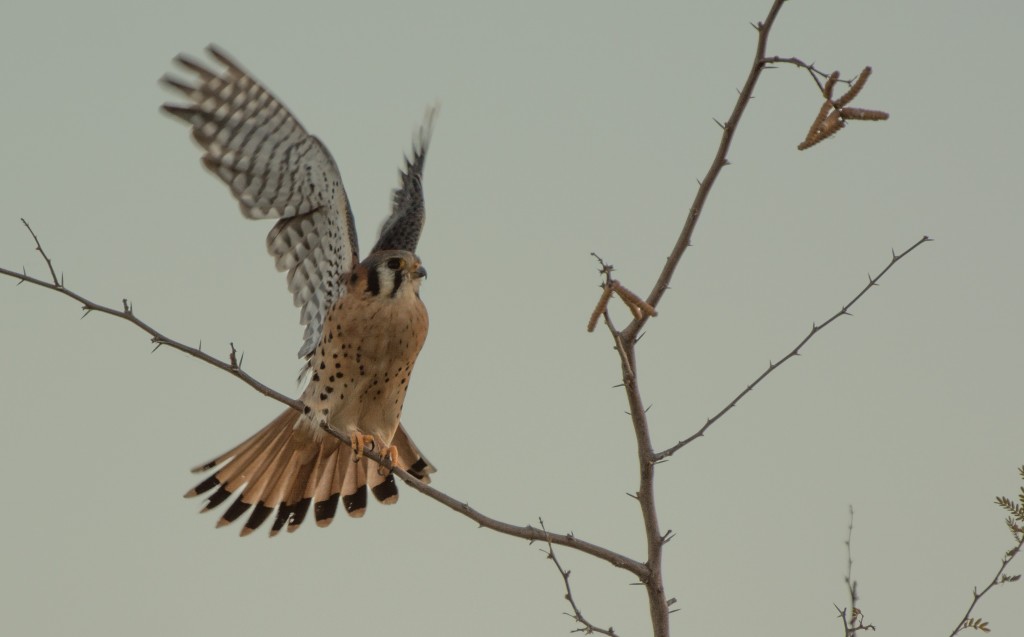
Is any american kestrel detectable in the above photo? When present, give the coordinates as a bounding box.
[162,45,437,536]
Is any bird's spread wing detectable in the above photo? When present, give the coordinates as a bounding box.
[371,106,438,255]
[162,45,358,359]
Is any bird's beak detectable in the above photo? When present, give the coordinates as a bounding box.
[412,264,427,280]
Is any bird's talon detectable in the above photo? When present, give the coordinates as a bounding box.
[377,445,399,476]
[351,433,375,461]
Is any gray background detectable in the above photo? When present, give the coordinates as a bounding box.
[2,1,1022,635]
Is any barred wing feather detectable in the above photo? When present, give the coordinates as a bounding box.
[162,45,358,358]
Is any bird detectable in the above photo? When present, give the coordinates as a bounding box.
[161,45,438,536]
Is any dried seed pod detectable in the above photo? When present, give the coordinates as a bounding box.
[839,107,890,121]
[800,101,834,147]
[587,284,614,332]
[611,281,657,317]
[798,111,845,150]
[823,71,840,99]
[834,66,871,108]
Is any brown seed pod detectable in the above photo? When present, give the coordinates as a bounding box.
[834,66,871,108]
[840,107,890,121]
[798,110,845,150]
[587,284,614,332]
[823,71,840,100]
[611,281,657,318]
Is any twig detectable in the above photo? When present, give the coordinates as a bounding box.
[655,235,931,460]
[845,506,859,614]
[837,507,876,635]
[20,218,60,286]
[1,221,646,579]
[948,539,1023,636]
[539,518,619,636]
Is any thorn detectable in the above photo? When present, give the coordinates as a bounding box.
[151,342,163,354]
[712,117,725,130]
[696,178,702,186]
[626,492,639,500]
[722,158,731,166]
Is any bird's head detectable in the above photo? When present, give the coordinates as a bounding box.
[351,250,426,299]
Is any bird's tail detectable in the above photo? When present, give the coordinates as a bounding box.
[185,409,436,536]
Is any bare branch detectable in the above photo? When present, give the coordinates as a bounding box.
[591,3,799,635]
[539,518,620,637]
[620,0,788,345]
[656,235,931,460]
[1,223,646,579]
[1,265,298,409]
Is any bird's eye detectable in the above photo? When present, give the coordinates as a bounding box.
[386,257,404,271]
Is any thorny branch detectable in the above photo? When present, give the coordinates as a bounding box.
[619,0,787,344]
[586,1,900,634]
[654,235,931,461]
[0,220,645,579]
[539,518,619,637]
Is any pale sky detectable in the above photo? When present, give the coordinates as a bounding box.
[2,1,1023,636]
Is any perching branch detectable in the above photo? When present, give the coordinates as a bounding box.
[0,219,646,579]
[655,235,931,461]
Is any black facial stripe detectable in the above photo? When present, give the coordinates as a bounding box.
[390,269,403,298]
[366,267,381,296]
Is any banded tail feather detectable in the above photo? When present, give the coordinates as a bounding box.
[186,409,436,536]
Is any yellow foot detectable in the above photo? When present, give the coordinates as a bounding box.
[377,445,399,476]
[350,433,376,461]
